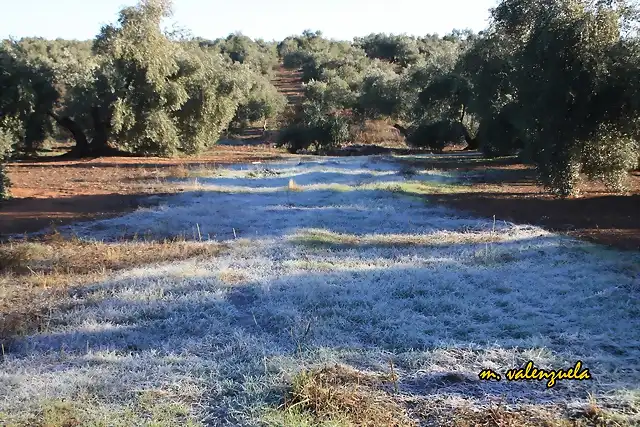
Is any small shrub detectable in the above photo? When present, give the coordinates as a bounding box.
[580,129,639,192]
[231,75,286,132]
[277,125,315,154]
[277,103,353,154]
[405,120,466,152]
[0,128,14,201]
[283,50,314,69]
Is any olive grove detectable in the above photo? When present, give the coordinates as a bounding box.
[277,0,640,194]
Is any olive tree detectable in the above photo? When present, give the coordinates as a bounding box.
[0,43,59,153]
[277,101,352,154]
[1,0,249,158]
[356,64,404,119]
[202,33,279,77]
[487,0,640,194]
[355,33,421,67]
[231,73,286,132]
[304,78,358,111]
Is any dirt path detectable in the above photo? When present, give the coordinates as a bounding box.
[272,66,304,106]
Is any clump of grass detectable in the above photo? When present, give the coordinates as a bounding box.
[166,164,191,179]
[218,268,249,284]
[376,180,464,195]
[288,178,303,192]
[264,364,415,427]
[164,164,219,179]
[248,167,281,178]
[291,230,360,248]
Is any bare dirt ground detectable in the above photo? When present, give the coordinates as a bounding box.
[1,144,286,238]
[273,66,304,106]
[398,155,640,251]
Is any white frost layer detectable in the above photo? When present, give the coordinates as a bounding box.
[1,155,639,425]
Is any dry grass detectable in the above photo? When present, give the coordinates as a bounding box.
[409,398,624,427]
[163,164,222,179]
[265,364,416,427]
[0,232,227,345]
[2,392,198,427]
[266,364,624,427]
[218,268,249,284]
[351,120,408,148]
[291,229,505,249]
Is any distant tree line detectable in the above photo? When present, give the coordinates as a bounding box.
[276,0,640,195]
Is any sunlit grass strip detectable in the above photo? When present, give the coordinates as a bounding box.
[198,180,466,195]
[289,228,509,249]
[0,393,200,427]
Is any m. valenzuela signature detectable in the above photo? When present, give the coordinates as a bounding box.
[478,361,592,388]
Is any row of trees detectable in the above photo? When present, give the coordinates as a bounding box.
[276,0,640,195]
[427,0,640,195]
[274,30,477,153]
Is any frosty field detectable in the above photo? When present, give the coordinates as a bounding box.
[1,155,639,426]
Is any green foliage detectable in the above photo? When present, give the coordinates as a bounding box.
[278,30,328,66]
[579,127,639,191]
[199,33,279,77]
[1,1,261,158]
[0,43,59,152]
[92,0,188,155]
[232,74,286,131]
[0,129,13,200]
[277,103,352,154]
[356,66,404,119]
[304,78,357,111]
[466,0,640,195]
[355,33,421,67]
[418,73,472,121]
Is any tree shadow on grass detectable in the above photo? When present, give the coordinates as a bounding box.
[3,231,638,424]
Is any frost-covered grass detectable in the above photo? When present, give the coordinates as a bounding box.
[1,155,639,426]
